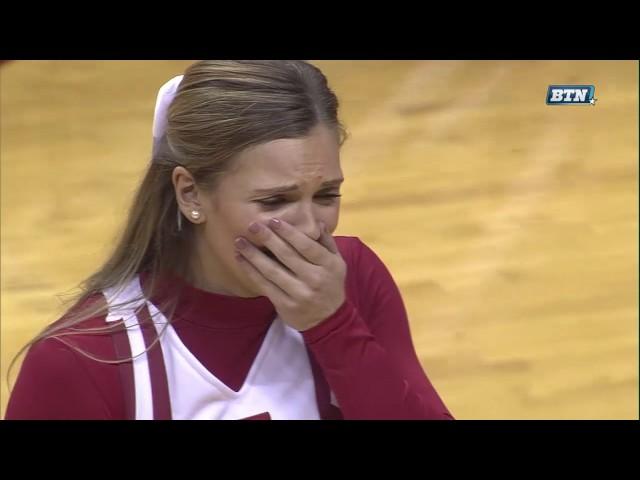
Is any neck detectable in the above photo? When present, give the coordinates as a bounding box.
[186,234,259,299]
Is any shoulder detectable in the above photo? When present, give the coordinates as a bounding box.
[334,235,382,267]
[333,235,403,315]
[24,291,119,374]
[49,292,116,341]
[6,336,123,419]
[334,235,394,281]
[5,292,125,419]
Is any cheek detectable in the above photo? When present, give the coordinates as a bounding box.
[227,207,270,247]
[203,213,245,254]
[320,206,340,233]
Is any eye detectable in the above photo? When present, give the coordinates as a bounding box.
[255,193,342,210]
[315,193,342,203]
[256,196,288,208]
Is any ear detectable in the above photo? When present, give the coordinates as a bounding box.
[172,166,205,224]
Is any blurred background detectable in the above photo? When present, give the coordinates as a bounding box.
[1,60,638,419]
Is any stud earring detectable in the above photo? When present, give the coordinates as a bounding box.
[191,210,201,220]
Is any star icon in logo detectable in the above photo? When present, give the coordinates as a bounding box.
[590,98,597,105]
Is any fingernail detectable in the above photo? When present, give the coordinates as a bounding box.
[248,222,261,234]
[235,237,248,249]
[269,218,281,230]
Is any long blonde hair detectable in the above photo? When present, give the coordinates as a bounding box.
[8,60,346,382]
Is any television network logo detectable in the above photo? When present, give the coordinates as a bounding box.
[546,85,597,105]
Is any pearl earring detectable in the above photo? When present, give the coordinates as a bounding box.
[191,210,201,220]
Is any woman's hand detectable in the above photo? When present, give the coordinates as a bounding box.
[234,218,347,331]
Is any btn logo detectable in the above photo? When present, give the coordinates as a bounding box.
[546,85,596,105]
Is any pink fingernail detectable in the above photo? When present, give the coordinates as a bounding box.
[269,218,281,230]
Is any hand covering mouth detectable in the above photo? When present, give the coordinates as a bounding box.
[258,247,289,270]
[260,247,279,262]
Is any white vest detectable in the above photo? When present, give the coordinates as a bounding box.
[103,276,322,420]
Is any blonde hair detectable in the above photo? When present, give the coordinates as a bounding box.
[8,60,346,383]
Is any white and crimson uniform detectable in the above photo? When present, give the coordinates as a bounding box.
[103,275,331,420]
[7,236,453,420]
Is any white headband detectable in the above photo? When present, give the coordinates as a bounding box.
[152,75,184,139]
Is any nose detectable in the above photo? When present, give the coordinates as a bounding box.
[288,204,322,241]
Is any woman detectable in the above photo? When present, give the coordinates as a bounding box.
[6,60,453,420]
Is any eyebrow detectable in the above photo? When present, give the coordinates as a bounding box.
[252,178,344,196]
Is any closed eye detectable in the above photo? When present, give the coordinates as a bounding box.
[256,193,342,209]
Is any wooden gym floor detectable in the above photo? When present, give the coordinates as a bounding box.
[1,60,638,419]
